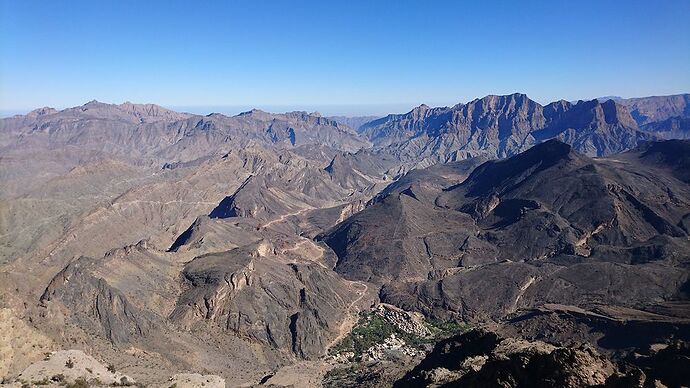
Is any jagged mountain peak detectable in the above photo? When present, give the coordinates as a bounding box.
[71,99,190,122]
[462,93,542,117]
[545,99,572,109]
[358,92,656,159]
[118,101,189,119]
[408,103,441,119]
[285,110,325,119]
[562,98,638,129]
[468,92,534,108]
[235,108,279,122]
[483,92,529,100]
[601,99,637,125]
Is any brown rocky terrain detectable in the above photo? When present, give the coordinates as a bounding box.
[1,96,690,386]
[0,102,384,386]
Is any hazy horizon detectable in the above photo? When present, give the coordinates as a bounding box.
[3,91,689,119]
[2,0,689,113]
[0,102,425,118]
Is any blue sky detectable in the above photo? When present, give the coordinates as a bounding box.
[1,0,689,115]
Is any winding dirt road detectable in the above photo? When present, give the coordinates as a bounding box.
[261,207,313,229]
[328,280,369,349]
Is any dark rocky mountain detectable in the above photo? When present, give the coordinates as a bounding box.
[321,158,488,285]
[629,139,690,184]
[395,329,689,387]
[324,139,690,324]
[360,94,654,163]
[359,103,455,147]
[170,241,358,359]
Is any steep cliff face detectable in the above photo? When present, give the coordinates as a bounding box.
[360,94,652,163]
[40,256,156,346]
[617,93,690,125]
[170,242,359,358]
[360,94,542,159]
[360,104,454,147]
[538,99,650,156]
[452,93,545,156]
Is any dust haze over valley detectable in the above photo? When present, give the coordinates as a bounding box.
[2,1,690,387]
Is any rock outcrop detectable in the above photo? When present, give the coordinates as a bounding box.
[394,329,674,388]
[171,242,360,359]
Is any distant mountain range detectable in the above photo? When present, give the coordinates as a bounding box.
[4,93,686,196]
[359,93,689,162]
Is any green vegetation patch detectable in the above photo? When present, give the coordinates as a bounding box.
[329,313,396,357]
[329,311,469,360]
[426,319,468,340]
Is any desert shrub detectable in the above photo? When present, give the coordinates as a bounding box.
[51,373,67,382]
